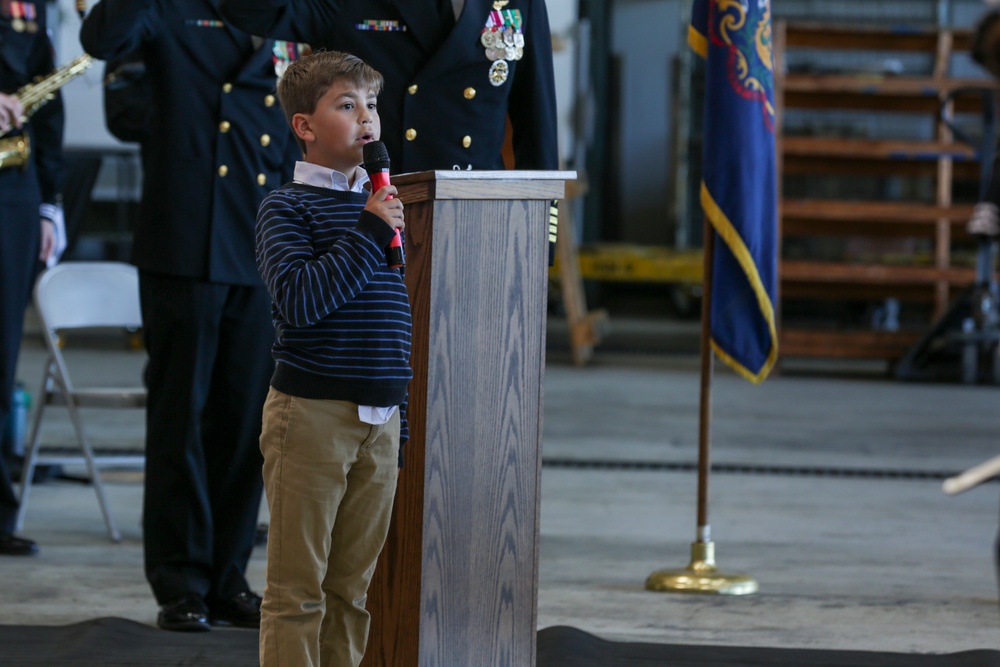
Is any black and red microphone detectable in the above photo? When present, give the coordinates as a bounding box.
[362,140,404,269]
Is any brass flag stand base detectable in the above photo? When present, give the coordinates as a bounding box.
[645,541,758,595]
[644,225,759,597]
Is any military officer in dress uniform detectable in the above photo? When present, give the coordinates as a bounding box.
[80,0,299,632]
[220,0,559,174]
[0,0,62,557]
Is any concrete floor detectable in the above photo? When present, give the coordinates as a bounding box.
[2,318,1000,655]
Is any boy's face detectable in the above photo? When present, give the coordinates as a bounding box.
[293,81,380,174]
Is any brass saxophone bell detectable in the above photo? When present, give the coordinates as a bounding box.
[0,135,31,171]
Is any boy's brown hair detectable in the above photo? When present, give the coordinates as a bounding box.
[277,50,384,152]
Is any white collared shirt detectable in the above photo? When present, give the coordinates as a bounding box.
[293,160,370,194]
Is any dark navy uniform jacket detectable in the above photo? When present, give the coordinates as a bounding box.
[220,0,558,174]
[80,0,299,285]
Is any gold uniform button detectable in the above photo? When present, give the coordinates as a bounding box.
[257,173,267,186]
[408,84,418,94]
[264,94,276,107]
[218,165,228,177]
[222,83,233,93]
[462,135,472,148]
[260,134,271,147]
[464,87,476,100]
[405,128,417,141]
[219,120,231,133]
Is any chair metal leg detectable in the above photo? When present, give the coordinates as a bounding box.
[15,363,52,532]
[64,396,122,543]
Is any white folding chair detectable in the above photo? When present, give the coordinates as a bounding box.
[16,262,146,543]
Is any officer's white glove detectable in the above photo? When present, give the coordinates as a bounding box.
[968,202,1000,236]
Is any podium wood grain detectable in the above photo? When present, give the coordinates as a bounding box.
[363,171,572,667]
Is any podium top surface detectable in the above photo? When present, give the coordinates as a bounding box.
[392,170,577,202]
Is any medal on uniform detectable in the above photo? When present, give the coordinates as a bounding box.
[505,8,523,60]
[273,41,312,81]
[9,1,24,32]
[479,1,524,86]
[488,60,508,86]
[502,26,516,61]
[21,1,37,32]
[480,6,504,61]
[10,1,38,32]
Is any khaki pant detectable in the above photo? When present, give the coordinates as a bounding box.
[259,388,400,667]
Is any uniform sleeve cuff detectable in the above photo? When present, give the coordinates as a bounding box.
[39,203,61,223]
[39,204,67,268]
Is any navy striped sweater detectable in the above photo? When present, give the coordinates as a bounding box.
[256,182,412,439]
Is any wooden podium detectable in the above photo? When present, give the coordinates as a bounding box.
[362,170,574,667]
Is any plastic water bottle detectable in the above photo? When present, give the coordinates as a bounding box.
[7,383,30,458]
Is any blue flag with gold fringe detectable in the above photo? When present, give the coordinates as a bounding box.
[689,0,778,383]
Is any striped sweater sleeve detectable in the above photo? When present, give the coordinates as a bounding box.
[256,188,396,328]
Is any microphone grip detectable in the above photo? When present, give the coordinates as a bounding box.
[386,229,404,269]
[369,170,392,200]
[369,169,403,269]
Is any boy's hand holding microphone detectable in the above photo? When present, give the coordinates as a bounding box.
[363,141,405,268]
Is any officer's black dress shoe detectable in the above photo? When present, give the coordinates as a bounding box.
[157,595,211,632]
[0,533,38,556]
[210,591,262,628]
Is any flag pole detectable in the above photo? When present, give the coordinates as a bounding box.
[645,218,758,595]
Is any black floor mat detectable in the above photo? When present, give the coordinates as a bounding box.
[3,618,998,666]
[537,626,1000,667]
[2,617,257,666]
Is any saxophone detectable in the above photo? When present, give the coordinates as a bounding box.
[0,54,95,171]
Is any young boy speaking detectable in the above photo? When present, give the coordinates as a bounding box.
[255,50,410,667]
